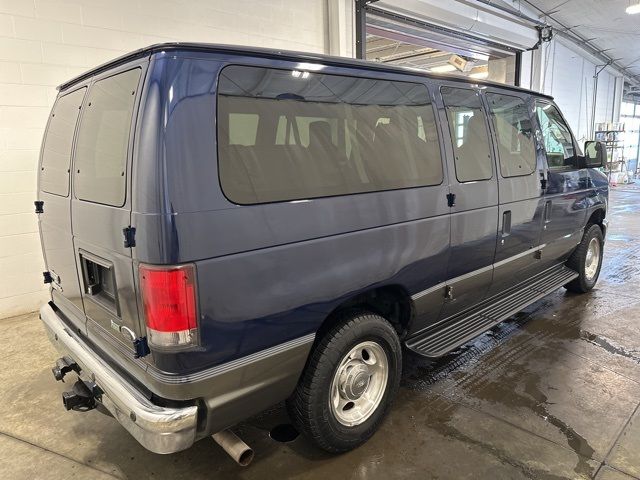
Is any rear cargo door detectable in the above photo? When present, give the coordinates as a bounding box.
[38,87,87,332]
[70,64,145,352]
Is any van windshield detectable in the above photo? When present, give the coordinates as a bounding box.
[217,65,443,204]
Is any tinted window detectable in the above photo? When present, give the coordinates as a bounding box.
[40,88,85,196]
[441,87,493,182]
[74,68,141,206]
[536,102,577,169]
[217,65,443,204]
[486,93,536,177]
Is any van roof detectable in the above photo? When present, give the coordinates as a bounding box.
[57,42,553,100]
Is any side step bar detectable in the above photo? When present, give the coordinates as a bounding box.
[405,264,578,358]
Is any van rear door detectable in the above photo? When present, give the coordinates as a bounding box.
[38,87,87,332]
[70,64,145,353]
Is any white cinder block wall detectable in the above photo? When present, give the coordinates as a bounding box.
[0,0,354,319]
[538,39,621,143]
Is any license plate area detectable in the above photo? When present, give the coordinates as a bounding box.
[79,250,119,316]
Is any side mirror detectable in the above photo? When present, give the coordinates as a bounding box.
[583,141,606,168]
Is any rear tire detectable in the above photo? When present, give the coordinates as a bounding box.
[287,310,401,453]
[564,224,604,293]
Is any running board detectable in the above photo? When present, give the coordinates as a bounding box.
[405,264,578,358]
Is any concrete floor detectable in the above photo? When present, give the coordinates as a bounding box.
[2,187,640,480]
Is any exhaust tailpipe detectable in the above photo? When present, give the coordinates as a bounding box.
[212,430,254,466]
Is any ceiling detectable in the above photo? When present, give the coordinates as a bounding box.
[515,0,640,96]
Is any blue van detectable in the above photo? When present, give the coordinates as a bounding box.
[37,43,608,457]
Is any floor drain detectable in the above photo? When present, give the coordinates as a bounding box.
[269,424,299,443]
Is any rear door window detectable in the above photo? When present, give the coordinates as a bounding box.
[74,68,141,206]
[217,65,443,204]
[441,87,493,183]
[40,88,86,196]
[486,93,537,177]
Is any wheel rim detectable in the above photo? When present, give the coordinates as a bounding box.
[584,237,601,281]
[329,341,389,427]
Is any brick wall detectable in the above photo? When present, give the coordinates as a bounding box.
[0,0,351,318]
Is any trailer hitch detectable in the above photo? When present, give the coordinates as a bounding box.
[62,379,102,412]
[52,356,80,382]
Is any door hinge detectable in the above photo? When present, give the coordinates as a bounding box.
[43,271,53,284]
[133,336,150,359]
[444,285,454,301]
[446,193,456,207]
[34,200,44,214]
[539,172,548,190]
[123,226,136,248]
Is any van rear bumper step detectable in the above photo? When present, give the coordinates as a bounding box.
[40,303,198,454]
[405,264,579,357]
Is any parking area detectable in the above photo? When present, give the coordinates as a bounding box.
[0,186,638,480]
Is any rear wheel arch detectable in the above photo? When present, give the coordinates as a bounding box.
[314,285,414,344]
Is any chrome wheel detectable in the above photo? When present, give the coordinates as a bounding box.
[329,341,388,427]
[585,237,601,281]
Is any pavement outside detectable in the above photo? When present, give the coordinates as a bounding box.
[1,186,640,480]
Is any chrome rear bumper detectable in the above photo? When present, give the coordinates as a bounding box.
[40,303,198,454]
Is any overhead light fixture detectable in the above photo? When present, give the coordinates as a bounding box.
[468,65,489,80]
[469,71,489,80]
[448,55,468,72]
[627,2,640,14]
[430,64,457,73]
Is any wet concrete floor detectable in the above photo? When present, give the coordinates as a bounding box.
[1,187,640,479]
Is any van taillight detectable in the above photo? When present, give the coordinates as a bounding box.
[139,264,198,348]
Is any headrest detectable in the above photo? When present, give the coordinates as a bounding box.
[308,121,332,145]
[374,121,402,143]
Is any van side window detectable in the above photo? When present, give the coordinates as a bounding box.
[486,93,537,178]
[74,68,141,206]
[535,102,577,169]
[217,65,443,204]
[441,87,493,183]
[40,88,86,196]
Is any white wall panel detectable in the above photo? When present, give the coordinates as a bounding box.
[538,39,622,143]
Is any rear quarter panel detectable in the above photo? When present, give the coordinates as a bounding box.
[132,52,451,372]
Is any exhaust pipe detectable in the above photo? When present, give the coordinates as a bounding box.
[212,430,254,466]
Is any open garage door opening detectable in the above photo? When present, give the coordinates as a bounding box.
[357,1,542,87]
[365,29,517,85]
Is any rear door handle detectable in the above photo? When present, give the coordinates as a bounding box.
[502,210,511,237]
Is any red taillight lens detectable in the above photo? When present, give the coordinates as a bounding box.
[139,264,198,348]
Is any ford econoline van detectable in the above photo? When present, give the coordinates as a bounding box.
[37,43,608,456]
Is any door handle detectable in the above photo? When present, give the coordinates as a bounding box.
[502,210,511,237]
[544,200,552,223]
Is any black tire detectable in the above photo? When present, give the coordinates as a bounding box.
[287,310,401,453]
[564,224,604,293]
